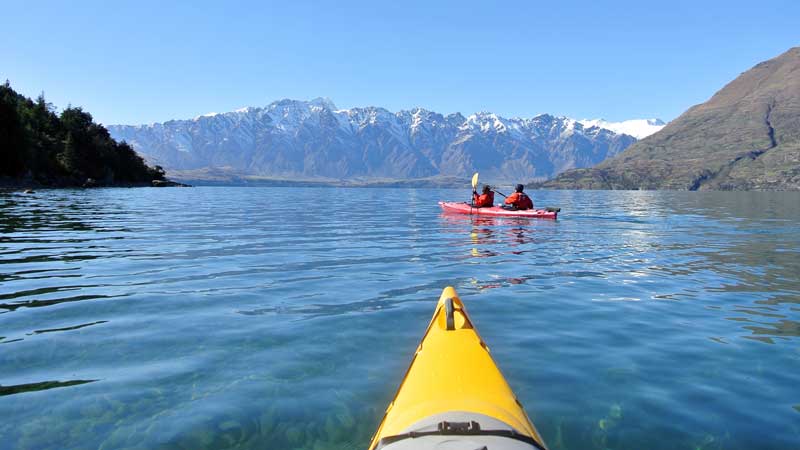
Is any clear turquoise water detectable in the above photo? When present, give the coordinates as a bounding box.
[1,187,799,450]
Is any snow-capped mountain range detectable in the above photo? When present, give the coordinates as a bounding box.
[108,99,665,181]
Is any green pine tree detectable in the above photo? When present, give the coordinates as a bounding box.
[59,132,81,176]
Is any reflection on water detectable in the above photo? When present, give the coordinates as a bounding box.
[443,213,542,260]
[0,188,799,449]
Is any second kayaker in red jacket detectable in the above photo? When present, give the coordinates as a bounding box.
[472,185,495,207]
[504,184,533,210]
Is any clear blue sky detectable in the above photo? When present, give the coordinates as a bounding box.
[2,0,798,125]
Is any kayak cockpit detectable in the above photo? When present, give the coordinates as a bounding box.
[373,412,546,450]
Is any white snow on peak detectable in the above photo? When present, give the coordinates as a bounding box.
[558,117,580,138]
[410,109,426,130]
[181,101,664,142]
[463,112,508,133]
[195,112,219,119]
[578,118,665,139]
[309,97,337,110]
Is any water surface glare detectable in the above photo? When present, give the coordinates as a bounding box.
[1,187,799,449]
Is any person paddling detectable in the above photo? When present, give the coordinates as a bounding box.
[472,185,495,208]
[503,184,533,210]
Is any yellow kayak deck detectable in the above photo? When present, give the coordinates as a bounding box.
[369,286,546,450]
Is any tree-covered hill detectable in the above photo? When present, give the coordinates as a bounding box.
[0,81,165,187]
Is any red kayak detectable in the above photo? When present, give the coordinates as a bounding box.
[439,201,558,219]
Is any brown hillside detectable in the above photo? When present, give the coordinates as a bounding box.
[542,47,800,190]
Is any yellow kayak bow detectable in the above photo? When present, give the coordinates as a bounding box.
[369,287,547,450]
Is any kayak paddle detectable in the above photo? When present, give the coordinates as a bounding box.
[470,172,479,206]
[493,187,561,213]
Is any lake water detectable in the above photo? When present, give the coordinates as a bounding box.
[1,187,799,450]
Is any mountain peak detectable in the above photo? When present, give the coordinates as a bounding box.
[194,112,220,120]
[577,118,666,139]
[267,97,337,111]
[309,97,337,110]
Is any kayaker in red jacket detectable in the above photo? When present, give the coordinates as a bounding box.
[472,185,495,207]
[504,184,533,210]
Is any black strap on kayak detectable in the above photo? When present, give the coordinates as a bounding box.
[374,420,547,450]
[444,298,455,331]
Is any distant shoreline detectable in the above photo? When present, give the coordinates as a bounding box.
[173,179,465,188]
[164,176,540,189]
[0,177,188,190]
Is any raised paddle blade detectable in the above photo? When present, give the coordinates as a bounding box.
[471,173,479,189]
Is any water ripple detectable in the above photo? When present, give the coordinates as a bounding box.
[0,188,799,449]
